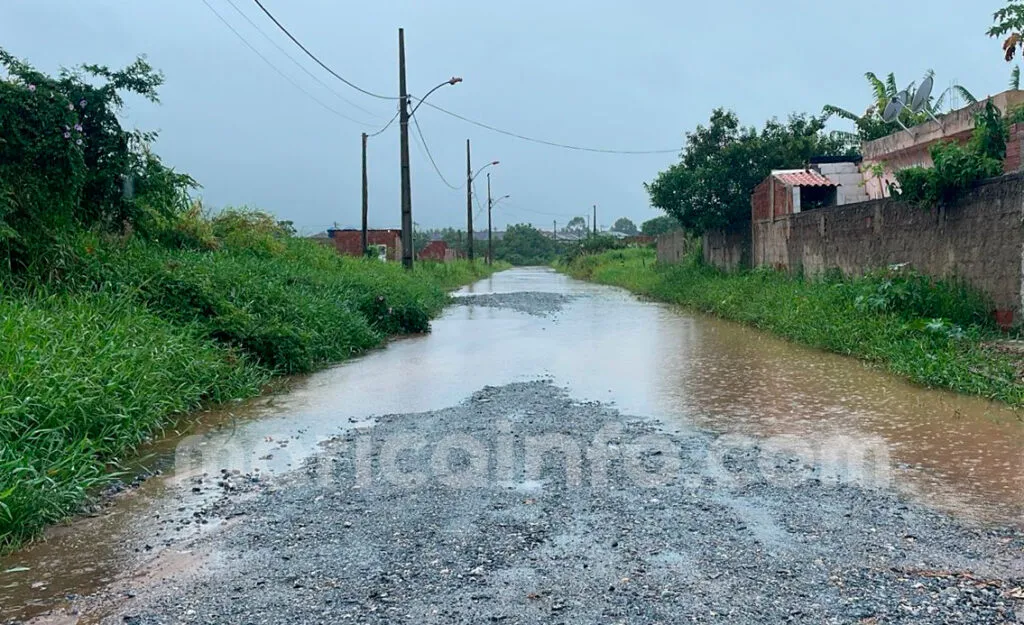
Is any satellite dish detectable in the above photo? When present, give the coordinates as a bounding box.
[882,98,903,123]
[912,74,943,126]
[882,97,913,136]
[911,76,933,113]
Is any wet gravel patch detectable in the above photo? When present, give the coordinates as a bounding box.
[451,292,575,317]
[80,382,1023,624]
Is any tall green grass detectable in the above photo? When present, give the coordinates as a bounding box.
[561,247,1024,405]
[0,232,499,551]
[0,290,266,550]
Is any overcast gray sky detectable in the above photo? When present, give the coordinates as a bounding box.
[2,1,1013,233]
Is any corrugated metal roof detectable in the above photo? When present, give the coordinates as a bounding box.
[774,170,838,187]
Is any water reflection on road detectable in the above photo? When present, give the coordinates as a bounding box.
[3,267,1022,621]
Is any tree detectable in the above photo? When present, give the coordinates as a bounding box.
[989,3,1024,87]
[645,109,854,234]
[495,223,562,265]
[824,71,977,143]
[641,215,680,236]
[611,217,638,235]
[563,216,588,237]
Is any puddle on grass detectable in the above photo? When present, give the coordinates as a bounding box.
[2,267,1023,621]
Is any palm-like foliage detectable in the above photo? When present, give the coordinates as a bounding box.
[824,71,978,143]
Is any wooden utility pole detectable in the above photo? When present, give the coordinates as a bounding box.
[487,172,493,265]
[398,28,413,270]
[466,139,474,261]
[361,132,368,256]
[593,204,597,235]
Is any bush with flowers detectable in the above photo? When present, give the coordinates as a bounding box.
[0,48,192,270]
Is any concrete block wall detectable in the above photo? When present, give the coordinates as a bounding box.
[702,226,750,271]
[656,230,690,264]
[752,174,1024,318]
[817,162,870,206]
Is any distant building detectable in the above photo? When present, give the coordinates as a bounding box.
[327,228,402,261]
[418,240,450,261]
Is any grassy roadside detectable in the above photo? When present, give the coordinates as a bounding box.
[0,232,501,551]
[559,247,1024,406]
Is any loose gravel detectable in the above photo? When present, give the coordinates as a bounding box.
[83,381,1023,625]
[450,292,575,317]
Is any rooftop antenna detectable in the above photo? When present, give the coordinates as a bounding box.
[911,74,942,126]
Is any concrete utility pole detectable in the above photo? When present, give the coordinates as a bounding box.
[398,28,413,270]
[593,204,597,236]
[361,132,368,256]
[487,172,493,266]
[466,139,474,261]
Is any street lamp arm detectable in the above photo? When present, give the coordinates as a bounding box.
[409,77,462,117]
[471,160,500,182]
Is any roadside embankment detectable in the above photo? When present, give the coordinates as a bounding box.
[0,227,500,551]
[559,247,1024,407]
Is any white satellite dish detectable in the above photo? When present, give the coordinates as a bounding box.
[882,98,903,123]
[882,96,912,135]
[911,75,943,125]
[911,76,933,112]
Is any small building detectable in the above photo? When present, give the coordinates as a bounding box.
[327,228,403,261]
[752,168,841,220]
[418,240,449,261]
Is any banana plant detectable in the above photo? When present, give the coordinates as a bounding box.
[824,71,977,142]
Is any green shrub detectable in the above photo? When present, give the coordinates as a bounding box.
[891,101,1006,205]
[0,49,167,267]
[211,208,292,256]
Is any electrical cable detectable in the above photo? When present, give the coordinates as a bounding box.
[413,99,682,155]
[411,111,463,190]
[223,0,384,119]
[367,109,400,137]
[201,0,375,127]
[251,0,399,100]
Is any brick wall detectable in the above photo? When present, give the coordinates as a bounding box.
[329,229,403,260]
[1006,123,1024,174]
[418,240,449,261]
[752,174,1024,317]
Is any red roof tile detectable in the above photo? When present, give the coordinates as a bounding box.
[774,170,838,187]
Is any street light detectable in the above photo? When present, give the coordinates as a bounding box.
[466,159,499,261]
[398,31,462,269]
[486,170,510,265]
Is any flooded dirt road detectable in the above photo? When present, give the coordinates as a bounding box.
[3,267,1024,623]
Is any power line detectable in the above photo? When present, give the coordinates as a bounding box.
[414,99,681,155]
[201,0,375,127]
[368,110,399,137]
[222,0,384,119]
[411,112,463,190]
[499,199,580,219]
[251,0,399,101]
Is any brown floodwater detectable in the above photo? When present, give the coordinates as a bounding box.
[2,267,1023,621]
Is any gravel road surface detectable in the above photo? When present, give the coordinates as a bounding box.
[19,290,1024,625]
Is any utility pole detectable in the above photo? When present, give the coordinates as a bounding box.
[361,132,368,256]
[466,139,474,261]
[553,220,557,242]
[487,172,493,265]
[593,204,597,236]
[398,28,413,270]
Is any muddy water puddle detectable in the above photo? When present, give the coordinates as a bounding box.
[3,267,1023,621]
